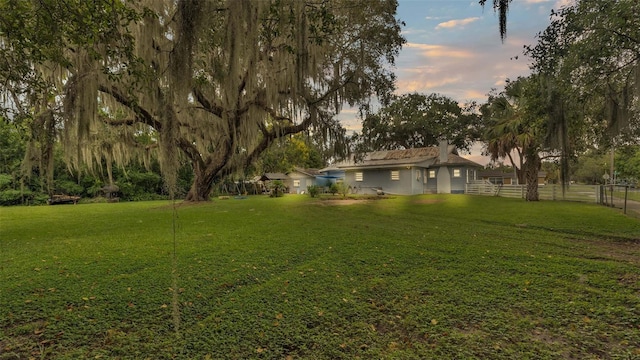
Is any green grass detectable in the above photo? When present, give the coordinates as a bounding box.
[614,189,640,202]
[1,195,639,359]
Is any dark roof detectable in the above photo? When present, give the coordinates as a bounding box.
[291,167,320,177]
[260,173,290,181]
[336,146,482,169]
[431,153,482,168]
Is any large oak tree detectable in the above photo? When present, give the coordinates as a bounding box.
[1,0,404,201]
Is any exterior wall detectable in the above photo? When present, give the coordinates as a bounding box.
[449,167,467,193]
[424,168,438,193]
[345,166,479,195]
[437,166,451,194]
[410,168,426,195]
[288,172,315,194]
[346,168,420,195]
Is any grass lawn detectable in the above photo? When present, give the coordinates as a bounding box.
[613,189,640,202]
[1,195,639,359]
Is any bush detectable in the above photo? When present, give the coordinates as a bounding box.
[31,193,50,205]
[0,185,50,206]
[269,180,286,197]
[55,180,84,195]
[335,182,349,198]
[0,189,25,206]
[0,174,13,191]
[117,170,164,201]
[307,185,321,198]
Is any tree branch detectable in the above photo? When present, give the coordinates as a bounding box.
[97,84,163,130]
[192,87,224,118]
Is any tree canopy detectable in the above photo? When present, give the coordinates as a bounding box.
[355,93,481,153]
[0,0,405,201]
[480,0,639,199]
[525,0,640,146]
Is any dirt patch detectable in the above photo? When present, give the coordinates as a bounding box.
[316,199,372,206]
[568,237,640,265]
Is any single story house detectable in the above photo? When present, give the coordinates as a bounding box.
[287,167,321,194]
[335,141,483,195]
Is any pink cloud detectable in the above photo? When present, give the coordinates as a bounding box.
[435,17,480,30]
[405,43,474,59]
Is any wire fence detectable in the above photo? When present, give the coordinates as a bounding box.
[466,181,639,216]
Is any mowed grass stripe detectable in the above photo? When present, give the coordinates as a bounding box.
[1,195,638,359]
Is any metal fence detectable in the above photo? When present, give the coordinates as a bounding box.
[601,184,639,215]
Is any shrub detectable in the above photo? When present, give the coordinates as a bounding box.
[0,173,13,190]
[335,182,349,198]
[0,189,25,206]
[269,180,286,197]
[307,185,321,198]
[0,189,30,206]
[55,180,84,195]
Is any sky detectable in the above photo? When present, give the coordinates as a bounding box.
[339,0,572,165]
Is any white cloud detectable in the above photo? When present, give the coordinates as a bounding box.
[435,17,480,30]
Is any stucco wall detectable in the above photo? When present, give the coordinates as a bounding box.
[345,166,478,195]
[346,168,420,195]
[288,172,314,194]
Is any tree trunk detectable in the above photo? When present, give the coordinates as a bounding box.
[184,164,217,202]
[524,152,541,201]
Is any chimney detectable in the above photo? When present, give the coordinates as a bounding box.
[438,139,448,163]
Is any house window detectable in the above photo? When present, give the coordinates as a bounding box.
[428,170,436,178]
[293,180,300,187]
[453,169,461,177]
[391,170,400,180]
[355,172,363,182]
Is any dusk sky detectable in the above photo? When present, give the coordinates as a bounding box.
[340,0,572,165]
